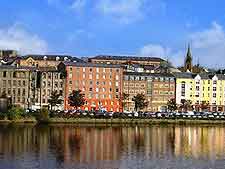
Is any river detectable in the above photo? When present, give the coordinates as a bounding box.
[0,124,225,169]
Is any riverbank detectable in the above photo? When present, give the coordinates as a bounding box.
[48,118,225,125]
[1,118,225,125]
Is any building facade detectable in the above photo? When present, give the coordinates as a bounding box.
[174,72,225,112]
[0,65,65,110]
[0,65,36,109]
[31,67,65,110]
[59,62,123,112]
[89,55,164,67]
[123,72,175,112]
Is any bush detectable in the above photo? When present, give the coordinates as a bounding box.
[37,108,49,122]
[7,106,25,120]
[0,112,7,120]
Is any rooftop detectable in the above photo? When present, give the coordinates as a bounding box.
[90,55,165,62]
[62,61,123,68]
[173,72,225,80]
[22,54,85,63]
[124,72,175,77]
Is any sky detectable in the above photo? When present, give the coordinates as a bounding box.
[1,0,225,67]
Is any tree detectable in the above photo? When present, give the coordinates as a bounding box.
[200,101,209,111]
[121,93,129,111]
[48,90,63,111]
[68,90,85,110]
[180,99,193,111]
[167,98,177,112]
[132,93,148,111]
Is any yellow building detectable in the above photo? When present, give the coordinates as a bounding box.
[174,72,225,112]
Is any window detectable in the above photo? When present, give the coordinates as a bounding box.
[196,86,200,91]
[13,80,17,86]
[103,75,106,79]
[213,81,217,85]
[13,72,17,78]
[116,75,119,80]
[90,68,92,72]
[89,88,92,91]
[116,88,119,92]
[181,82,185,97]
[96,88,99,92]
[213,93,216,98]
[102,88,106,92]
[115,82,119,87]
[96,68,99,72]
[213,87,216,91]
[96,74,99,79]
[3,71,6,78]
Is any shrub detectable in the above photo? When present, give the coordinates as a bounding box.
[0,112,7,120]
[7,106,25,120]
[37,108,49,122]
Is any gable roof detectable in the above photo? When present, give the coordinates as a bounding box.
[173,72,225,80]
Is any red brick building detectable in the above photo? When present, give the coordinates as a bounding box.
[59,62,123,112]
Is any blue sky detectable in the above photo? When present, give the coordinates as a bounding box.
[1,0,225,67]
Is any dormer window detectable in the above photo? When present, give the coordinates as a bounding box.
[56,56,60,61]
[64,57,68,61]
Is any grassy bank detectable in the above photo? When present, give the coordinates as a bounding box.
[0,118,37,124]
[1,118,225,125]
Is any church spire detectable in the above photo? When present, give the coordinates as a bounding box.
[184,43,193,72]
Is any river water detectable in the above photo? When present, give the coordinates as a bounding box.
[0,124,225,169]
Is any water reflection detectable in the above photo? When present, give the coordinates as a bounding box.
[0,125,225,169]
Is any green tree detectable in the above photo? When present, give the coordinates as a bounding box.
[132,93,148,111]
[68,90,85,110]
[167,98,177,112]
[38,108,49,122]
[180,99,193,111]
[48,90,63,111]
[7,106,25,120]
[121,93,129,111]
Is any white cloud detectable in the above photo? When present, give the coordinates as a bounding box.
[71,0,86,11]
[0,24,48,54]
[140,44,170,57]
[189,22,225,67]
[96,0,145,24]
[139,22,225,68]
